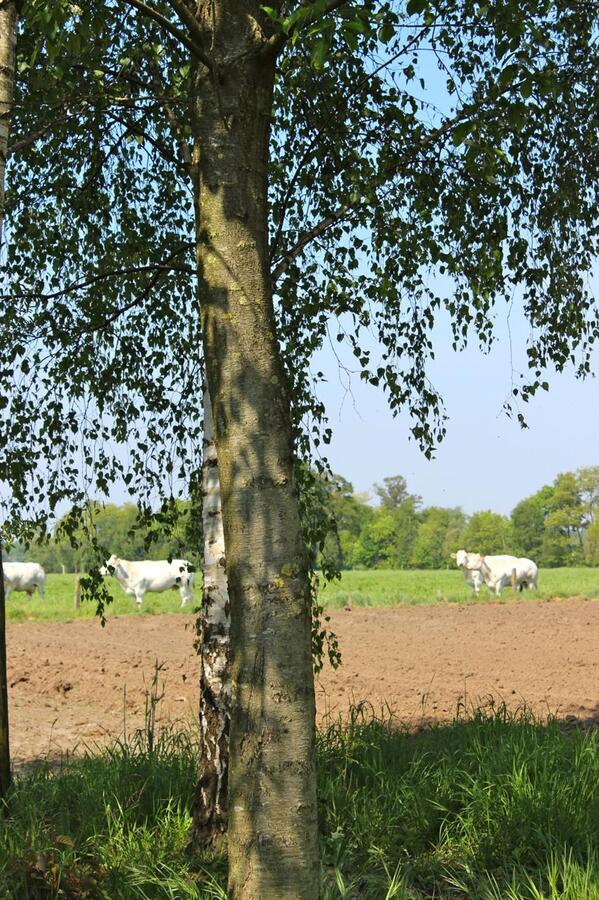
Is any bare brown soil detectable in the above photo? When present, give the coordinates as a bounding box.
[7,598,599,765]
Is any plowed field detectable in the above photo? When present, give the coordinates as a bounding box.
[7,597,598,765]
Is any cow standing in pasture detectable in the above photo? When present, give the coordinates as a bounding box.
[100,555,195,606]
[460,564,485,595]
[454,549,538,597]
[2,562,46,600]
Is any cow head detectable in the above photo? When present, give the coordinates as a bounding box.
[455,549,469,568]
[455,549,485,570]
[99,554,120,576]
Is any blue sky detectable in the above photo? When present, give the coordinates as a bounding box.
[305,41,598,517]
[312,301,599,516]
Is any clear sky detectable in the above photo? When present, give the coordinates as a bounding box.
[312,301,599,516]
[305,49,598,518]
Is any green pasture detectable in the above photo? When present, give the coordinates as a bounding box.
[319,567,599,609]
[5,574,201,623]
[5,567,599,623]
[1,706,598,898]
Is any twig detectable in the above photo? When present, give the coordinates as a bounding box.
[124,0,212,69]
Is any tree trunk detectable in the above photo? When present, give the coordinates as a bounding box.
[0,0,19,250]
[190,377,231,849]
[0,0,19,803]
[190,4,319,896]
[0,551,11,800]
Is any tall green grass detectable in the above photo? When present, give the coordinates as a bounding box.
[6,567,599,623]
[318,705,599,898]
[0,704,597,898]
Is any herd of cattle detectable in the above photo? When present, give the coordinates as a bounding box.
[453,549,538,596]
[2,557,196,606]
[1,551,537,605]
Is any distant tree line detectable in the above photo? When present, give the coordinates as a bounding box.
[6,466,598,572]
[6,501,200,573]
[321,467,599,570]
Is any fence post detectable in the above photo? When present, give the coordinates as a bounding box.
[74,576,81,610]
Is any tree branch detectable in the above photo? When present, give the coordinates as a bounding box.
[147,57,195,177]
[8,117,70,157]
[163,0,208,56]
[124,0,212,69]
[76,261,194,336]
[270,24,432,261]
[263,0,352,57]
[271,105,474,283]
[3,250,194,303]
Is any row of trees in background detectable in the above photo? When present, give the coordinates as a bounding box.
[323,467,599,570]
[11,466,597,573]
[8,501,200,573]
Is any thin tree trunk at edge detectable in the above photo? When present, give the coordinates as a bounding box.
[0,0,19,802]
[0,552,11,800]
[0,0,19,249]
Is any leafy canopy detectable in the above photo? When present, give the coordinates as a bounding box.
[0,0,597,556]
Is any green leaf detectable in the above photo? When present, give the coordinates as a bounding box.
[520,78,533,99]
[452,120,476,146]
[311,35,330,70]
[407,0,428,14]
[507,101,527,129]
[378,22,395,43]
[498,63,519,88]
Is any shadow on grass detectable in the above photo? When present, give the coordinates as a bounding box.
[0,704,597,898]
[318,703,599,899]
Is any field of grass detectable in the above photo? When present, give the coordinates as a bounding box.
[5,574,200,624]
[5,567,598,623]
[319,567,599,609]
[0,705,597,898]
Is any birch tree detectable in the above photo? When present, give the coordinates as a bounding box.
[0,0,23,800]
[2,0,598,895]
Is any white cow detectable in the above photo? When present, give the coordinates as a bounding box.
[99,555,195,606]
[452,551,486,593]
[464,565,485,594]
[455,549,538,597]
[2,562,46,601]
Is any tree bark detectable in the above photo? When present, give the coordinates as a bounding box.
[0,550,11,800]
[0,0,19,803]
[190,4,319,897]
[0,0,18,250]
[190,377,231,849]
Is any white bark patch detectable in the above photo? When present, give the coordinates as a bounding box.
[193,377,231,837]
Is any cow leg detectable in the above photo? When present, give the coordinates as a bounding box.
[134,589,144,605]
[37,581,45,601]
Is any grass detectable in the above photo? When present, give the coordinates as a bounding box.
[318,567,599,609]
[6,567,599,624]
[0,704,597,898]
[5,575,200,624]
[318,705,599,898]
